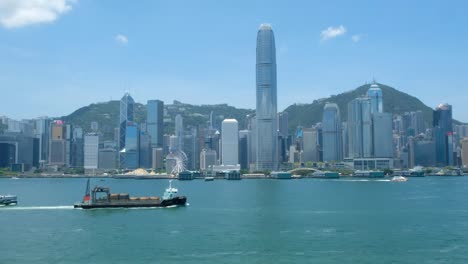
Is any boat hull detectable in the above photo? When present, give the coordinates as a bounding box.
[74,196,187,209]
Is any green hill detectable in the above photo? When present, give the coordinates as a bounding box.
[61,83,462,140]
[285,83,438,130]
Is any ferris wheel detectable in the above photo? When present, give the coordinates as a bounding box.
[169,150,188,175]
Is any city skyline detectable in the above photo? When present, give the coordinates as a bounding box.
[1,1,468,121]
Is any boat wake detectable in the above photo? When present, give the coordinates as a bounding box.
[338,179,391,182]
[1,205,74,210]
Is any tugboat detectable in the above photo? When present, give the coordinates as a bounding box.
[0,195,17,206]
[74,179,187,209]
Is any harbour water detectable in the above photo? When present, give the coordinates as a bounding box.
[1,177,468,263]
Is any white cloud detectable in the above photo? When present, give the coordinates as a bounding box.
[115,34,128,45]
[352,34,362,42]
[0,0,76,29]
[320,25,346,41]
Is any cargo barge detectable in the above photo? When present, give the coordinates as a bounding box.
[74,179,187,209]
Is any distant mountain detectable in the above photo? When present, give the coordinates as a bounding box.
[61,100,254,141]
[284,83,455,131]
[61,83,463,140]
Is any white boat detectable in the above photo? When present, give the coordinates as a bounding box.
[11,177,20,180]
[204,176,214,181]
[391,176,408,182]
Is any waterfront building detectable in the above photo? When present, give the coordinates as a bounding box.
[433,103,453,166]
[183,128,198,170]
[49,120,67,166]
[119,93,135,168]
[322,103,342,162]
[367,82,383,114]
[256,23,278,171]
[221,119,239,166]
[120,122,139,169]
[34,117,50,165]
[0,133,38,170]
[98,148,117,170]
[462,138,468,167]
[348,97,372,158]
[71,127,84,168]
[139,131,151,168]
[151,147,164,170]
[413,139,436,167]
[239,130,249,170]
[200,148,217,171]
[84,133,99,172]
[147,100,164,148]
[302,127,318,162]
[372,112,393,158]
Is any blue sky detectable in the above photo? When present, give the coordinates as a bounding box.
[1,0,467,122]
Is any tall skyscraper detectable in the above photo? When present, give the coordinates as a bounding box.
[256,23,278,171]
[221,119,239,166]
[175,114,184,151]
[84,133,99,171]
[119,93,134,168]
[121,122,139,169]
[433,103,453,166]
[322,103,343,162]
[367,82,383,114]
[348,97,372,158]
[372,112,393,158]
[147,100,164,148]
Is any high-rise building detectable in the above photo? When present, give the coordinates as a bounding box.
[49,120,66,166]
[119,93,134,168]
[221,119,239,166]
[322,103,342,162]
[433,103,453,166]
[139,131,151,168]
[462,138,468,167]
[152,147,164,170]
[183,128,198,170]
[256,23,278,171]
[147,100,164,148]
[302,127,319,162]
[200,148,217,171]
[175,114,183,151]
[120,122,139,169]
[348,97,372,158]
[84,133,99,171]
[372,113,393,158]
[239,130,249,170]
[71,127,84,168]
[367,82,383,114]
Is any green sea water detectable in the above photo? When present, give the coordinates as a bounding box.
[1,177,468,263]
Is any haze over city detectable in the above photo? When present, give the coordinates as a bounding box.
[1,0,467,121]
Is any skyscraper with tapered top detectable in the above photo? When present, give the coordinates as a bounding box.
[256,23,278,171]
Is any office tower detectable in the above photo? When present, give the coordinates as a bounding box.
[120,122,139,169]
[247,114,257,167]
[147,100,164,148]
[119,93,134,168]
[433,103,453,166]
[49,120,67,166]
[98,148,117,170]
[342,122,349,158]
[34,117,50,166]
[367,82,383,114]
[175,114,184,151]
[411,111,425,135]
[221,119,239,166]
[84,133,99,171]
[200,148,217,171]
[256,23,278,171]
[462,138,468,167]
[372,113,394,158]
[71,127,84,168]
[348,97,372,158]
[152,147,164,170]
[277,112,289,163]
[183,128,198,170]
[239,130,249,170]
[139,131,151,168]
[302,127,319,162]
[322,103,342,162]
